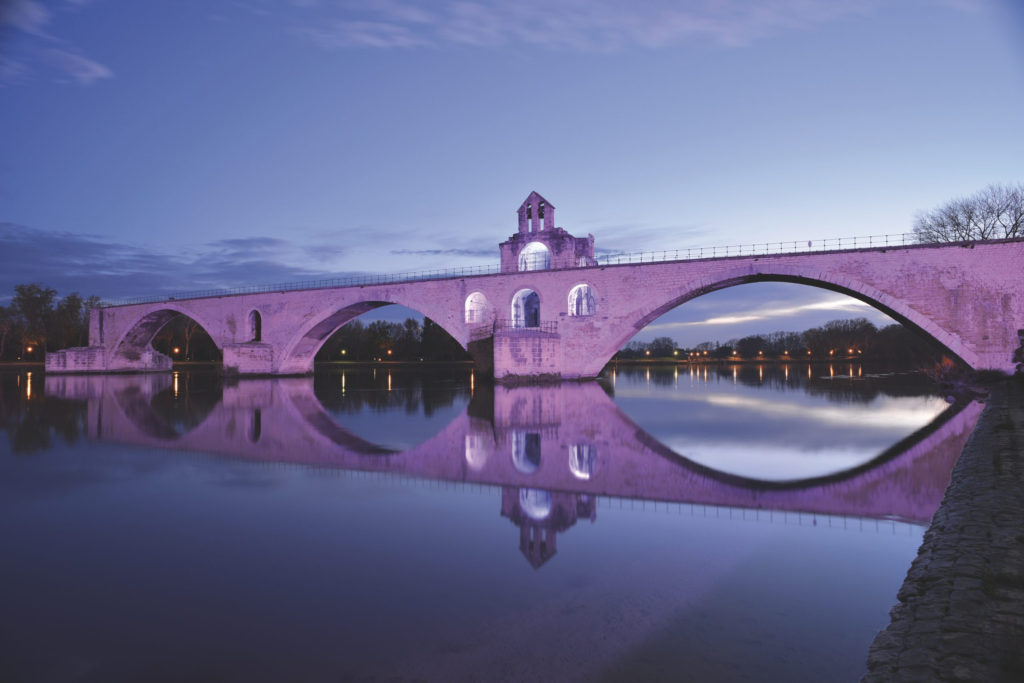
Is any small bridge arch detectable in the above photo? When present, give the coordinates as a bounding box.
[276,295,471,375]
[110,304,225,369]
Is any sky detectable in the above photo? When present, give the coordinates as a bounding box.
[1,0,1022,345]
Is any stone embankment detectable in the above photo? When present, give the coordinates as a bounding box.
[863,379,1024,682]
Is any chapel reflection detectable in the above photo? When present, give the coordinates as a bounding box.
[502,488,596,569]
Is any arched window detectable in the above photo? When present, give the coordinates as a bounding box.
[518,242,550,271]
[568,284,596,317]
[512,289,540,328]
[248,409,262,443]
[465,292,488,323]
[512,431,542,474]
[569,444,598,479]
[519,488,552,521]
[249,310,262,342]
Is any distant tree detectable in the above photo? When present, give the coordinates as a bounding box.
[621,340,649,358]
[52,293,85,350]
[0,305,18,360]
[736,335,766,358]
[12,283,57,355]
[913,182,1024,243]
[422,318,468,361]
[648,336,677,357]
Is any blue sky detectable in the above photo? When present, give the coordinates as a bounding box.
[1,0,1022,345]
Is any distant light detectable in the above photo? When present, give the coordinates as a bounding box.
[173,347,180,354]
[829,350,834,355]
[848,348,853,353]
[732,351,737,355]
[673,350,678,356]
[645,350,650,356]
[341,349,346,355]
[808,351,812,355]
[784,350,788,354]
[26,346,33,352]
[703,351,707,356]
[758,351,763,355]
[858,350,862,354]
[387,349,392,355]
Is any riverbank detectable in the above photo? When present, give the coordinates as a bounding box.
[862,378,1024,682]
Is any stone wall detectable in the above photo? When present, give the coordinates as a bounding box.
[862,380,1024,682]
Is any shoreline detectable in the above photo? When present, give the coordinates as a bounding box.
[862,378,1024,682]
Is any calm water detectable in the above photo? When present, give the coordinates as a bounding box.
[0,363,981,683]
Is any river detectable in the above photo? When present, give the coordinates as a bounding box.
[0,363,981,682]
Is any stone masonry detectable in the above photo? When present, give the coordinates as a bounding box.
[46,193,1024,378]
[862,379,1024,683]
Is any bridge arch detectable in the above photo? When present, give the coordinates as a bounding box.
[277,296,467,375]
[111,305,225,365]
[588,263,981,375]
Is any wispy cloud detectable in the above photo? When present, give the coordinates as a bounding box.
[645,296,871,330]
[285,0,882,52]
[0,223,360,302]
[0,0,112,86]
[391,247,496,258]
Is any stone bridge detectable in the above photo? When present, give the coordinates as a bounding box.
[45,373,982,525]
[47,192,1024,378]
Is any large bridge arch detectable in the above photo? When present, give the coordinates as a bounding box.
[276,295,470,375]
[583,263,981,376]
[110,304,226,367]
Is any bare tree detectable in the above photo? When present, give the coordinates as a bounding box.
[913,182,1024,243]
[182,318,200,360]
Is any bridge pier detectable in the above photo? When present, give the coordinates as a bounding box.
[46,346,172,373]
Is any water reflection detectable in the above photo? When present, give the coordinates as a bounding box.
[0,365,983,682]
[0,367,979,568]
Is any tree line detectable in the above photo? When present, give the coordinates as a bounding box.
[0,284,100,361]
[617,317,942,365]
[315,318,469,362]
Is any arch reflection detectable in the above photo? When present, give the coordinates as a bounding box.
[42,373,980,569]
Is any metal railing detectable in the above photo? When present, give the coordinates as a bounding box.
[494,319,559,334]
[593,233,914,266]
[98,232,930,308]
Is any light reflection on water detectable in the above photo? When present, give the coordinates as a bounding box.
[0,364,980,683]
[603,364,950,481]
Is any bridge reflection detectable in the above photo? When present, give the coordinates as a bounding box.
[45,373,980,568]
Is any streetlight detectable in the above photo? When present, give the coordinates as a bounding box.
[829,350,834,356]
[673,350,678,356]
[173,347,180,354]
[645,350,650,356]
[26,346,33,353]
[341,349,346,355]
[387,349,392,355]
